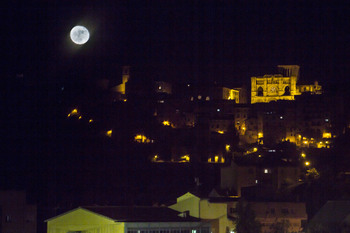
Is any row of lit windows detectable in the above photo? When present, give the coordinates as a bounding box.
[128,228,210,233]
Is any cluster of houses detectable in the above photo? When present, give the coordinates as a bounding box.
[1,190,350,233]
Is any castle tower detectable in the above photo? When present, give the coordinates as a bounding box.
[277,65,300,81]
[122,66,130,84]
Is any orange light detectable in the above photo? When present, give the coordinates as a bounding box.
[106,130,112,137]
[162,121,170,126]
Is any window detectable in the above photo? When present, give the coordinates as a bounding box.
[281,208,289,215]
[257,87,263,96]
[5,215,11,223]
[284,86,290,95]
[264,168,271,174]
[230,207,237,214]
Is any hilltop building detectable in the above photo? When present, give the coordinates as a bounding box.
[251,65,322,104]
[111,66,130,101]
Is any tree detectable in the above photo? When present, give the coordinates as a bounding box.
[269,219,291,233]
[234,200,261,233]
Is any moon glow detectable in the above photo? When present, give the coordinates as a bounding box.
[70,26,90,45]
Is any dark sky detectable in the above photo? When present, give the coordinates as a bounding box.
[3,0,350,86]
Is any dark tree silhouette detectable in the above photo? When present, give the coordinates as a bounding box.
[234,200,261,233]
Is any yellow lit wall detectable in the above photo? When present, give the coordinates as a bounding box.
[251,75,297,104]
[47,208,123,233]
[111,66,130,95]
[169,193,235,233]
[134,134,152,143]
[169,192,200,218]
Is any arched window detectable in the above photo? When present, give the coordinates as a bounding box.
[284,86,290,95]
[257,87,263,96]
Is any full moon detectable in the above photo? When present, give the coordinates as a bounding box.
[70,26,90,45]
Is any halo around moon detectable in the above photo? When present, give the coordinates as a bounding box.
[70,25,90,45]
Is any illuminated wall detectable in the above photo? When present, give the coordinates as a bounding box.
[251,75,297,104]
[47,208,123,233]
[169,192,236,233]
[111,66,130,95]
[297,81,322,94]
[251,66,322,104]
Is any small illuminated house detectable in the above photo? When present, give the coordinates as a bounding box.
[169,192,237,233]
[46,206,210,233]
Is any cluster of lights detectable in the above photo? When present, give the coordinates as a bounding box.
[297,134,332,149]
[300,152,311,167]
[67,108,94,124]
[208,155,225,163]
[162,120,171,126]
[180,155,190,162]
[134,134,153,143]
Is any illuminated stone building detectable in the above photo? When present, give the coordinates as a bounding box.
[251,65,322,104]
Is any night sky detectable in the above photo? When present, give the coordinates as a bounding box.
[4,1,350,86]
[3,0,350,203]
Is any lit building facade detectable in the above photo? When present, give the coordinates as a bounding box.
[169,192,236,233]
[111,66,130,99]
[251,65,322,104]
[46,207,209,233]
